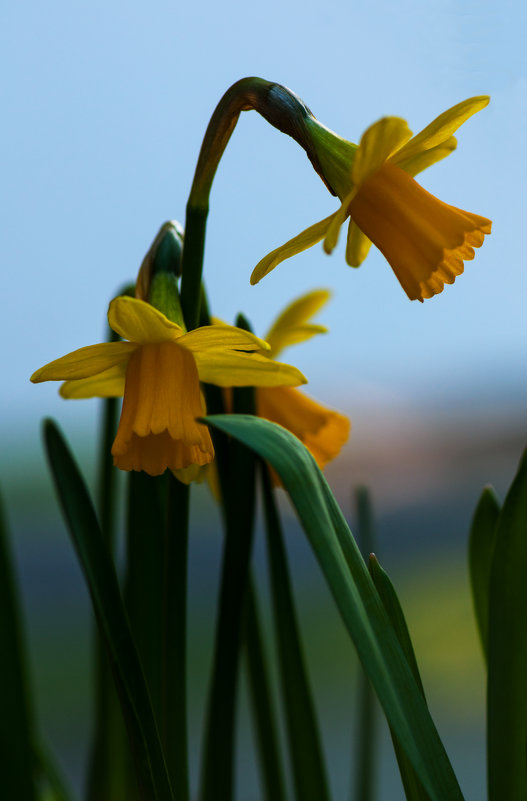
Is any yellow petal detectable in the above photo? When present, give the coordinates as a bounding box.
[392,136,457,177]
[324,118,412,255]
[323,195,357,253]
[179,325,269,353]
[194,350,306,387]
[250,214,335,285]
[108,295,184,344]
[31,342,136,383]
[173,463,210,485]
[257,386,350,470]
[345,220,372,267]
[60,364,126,398]
[351,117,413,188]
[393,96,489,164]
[265,289,330,357]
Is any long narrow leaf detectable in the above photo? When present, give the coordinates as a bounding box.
[87,385,129,801]
[244,578,288,801]
[34,740,75,801]
[369,556,429,801]
[487,450,527,800]
[0,490,37,801]
[43,419,173,801]
[468,486,500,660]
[261,465,330,801]
[204,415,464,801]
[352,488,378,801]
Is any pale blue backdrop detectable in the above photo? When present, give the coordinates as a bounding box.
[2,0,526,452]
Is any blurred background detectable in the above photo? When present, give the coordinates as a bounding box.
[2,0,526,798]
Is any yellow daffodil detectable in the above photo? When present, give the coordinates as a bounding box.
[31,296,306,478]
[251,97,492,301]
[215,290,349,481]
[257,289,350,471]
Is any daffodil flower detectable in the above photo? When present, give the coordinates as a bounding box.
[257,289,350,471]
[251,97,492,301]
[215,290,349,478]
[31,296,306,478]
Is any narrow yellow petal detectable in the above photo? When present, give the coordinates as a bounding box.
[194,350,306,387]
[392,136,457,177]
[60,364,126,399]
[31,342,136,383]
[178,325,269,353]
[267,324,328,359]
[250,214,335,285]
[324,118,412,254]
[351,117,413,188]
[108,296,184,344]
[323,195,356,253]
[393,96,489,164]
[265,289,330,357]
[345,220,372,267]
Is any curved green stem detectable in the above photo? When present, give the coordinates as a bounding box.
[179,77,323,330]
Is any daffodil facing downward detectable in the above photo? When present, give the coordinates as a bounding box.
[31,296,306,479]
[218,290,348,474]
[251,97,492,301]
[258,289,350,471]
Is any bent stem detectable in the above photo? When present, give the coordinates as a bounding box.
[180,77,323,330]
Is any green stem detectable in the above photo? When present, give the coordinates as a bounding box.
[179,77,323,331]
[199,387,257,801]
[162,475,190,800]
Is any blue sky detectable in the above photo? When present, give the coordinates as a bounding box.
[2,0,526,452]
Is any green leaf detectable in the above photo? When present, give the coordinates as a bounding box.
[487,450,527,801]
[352,488,378,801]
[34,740,75,801]
[468,486,500,660]
[87,384,130,801]
[43,419,173,801]
[0,489,38,801]
[244,578,288,801]
[261,465,330,801]
[204,415,464,801]
[369,555,429,801]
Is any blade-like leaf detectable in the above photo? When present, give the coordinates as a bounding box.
[0,490,37,801]
[43,419,173,801]
[244,578,288,801]
[87,384,130,801]
[204,415,464,801]
[369,555,430,801]
[487,450,527,801]
[352,488,378,801]
[35,740,75,801]
[468,486,500,660]
[261,465,330,801]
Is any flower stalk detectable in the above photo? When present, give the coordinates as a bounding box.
[179,77,328,330]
